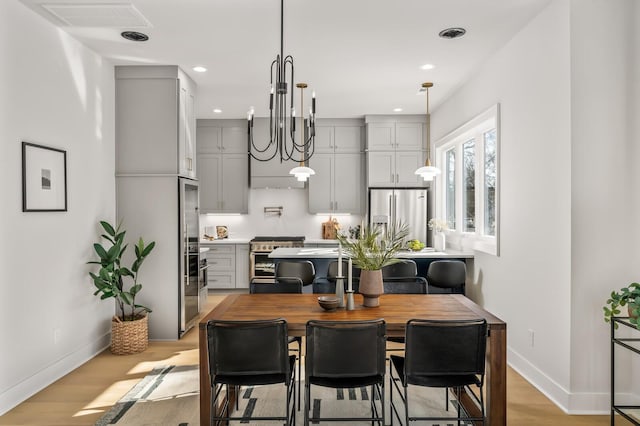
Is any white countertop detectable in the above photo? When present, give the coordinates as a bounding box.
[305,239,340,245]
[201,238,250,245]
[269,247,473,259]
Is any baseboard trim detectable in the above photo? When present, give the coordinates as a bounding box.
[0,332,110,416]
[508,347,611,414]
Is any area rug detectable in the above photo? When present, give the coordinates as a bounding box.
[95,365,472,425]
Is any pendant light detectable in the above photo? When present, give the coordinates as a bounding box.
[247,0,316,173]
[288,83,315,181]
[415,82,441,181]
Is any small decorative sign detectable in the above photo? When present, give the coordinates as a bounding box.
[22,142,67,212]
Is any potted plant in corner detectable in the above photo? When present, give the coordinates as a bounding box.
[603,282,640,329]
[88,220,156,355]
[337,222,409,307]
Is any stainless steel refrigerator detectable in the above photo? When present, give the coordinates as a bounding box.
[179,178,200,337]
[368,188,428,243]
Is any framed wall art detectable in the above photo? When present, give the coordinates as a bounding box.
[22,142,68,212]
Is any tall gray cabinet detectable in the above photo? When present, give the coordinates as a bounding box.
[196,119,248,214]
[308,119,365,214]
[115,65,197,340]
[365,115,426,187]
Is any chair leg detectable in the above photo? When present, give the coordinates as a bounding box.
[456,386,461,426]
[297,339,302,411]
[404,385,410,425]
[304,381,310,426]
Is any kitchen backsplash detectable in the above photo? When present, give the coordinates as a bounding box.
[200,188,363,240]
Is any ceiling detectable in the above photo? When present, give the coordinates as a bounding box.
[19,0,551,119]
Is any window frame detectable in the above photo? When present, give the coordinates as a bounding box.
[434,104,500,256]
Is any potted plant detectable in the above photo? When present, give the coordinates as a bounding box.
[603,282,640,329]
[88,220,156,354]
[337,222,409,307]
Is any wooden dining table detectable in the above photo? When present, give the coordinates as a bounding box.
[198,293,507,426]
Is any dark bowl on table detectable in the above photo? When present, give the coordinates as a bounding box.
[318,296,340,311]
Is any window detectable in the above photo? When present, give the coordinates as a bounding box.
[435,104,499,255]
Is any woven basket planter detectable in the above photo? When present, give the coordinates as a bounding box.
[111,315,148,355]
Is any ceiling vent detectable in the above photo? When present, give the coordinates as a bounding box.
[438,27,466,39]
[41,3,152,27]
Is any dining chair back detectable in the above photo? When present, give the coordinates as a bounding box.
[249,279,303,294]
[276,260,316,287]
[206,318,296,424]
[304,319,386,425]
[426,260,466,294]
[389,318,488,425]
[312,260,360,293]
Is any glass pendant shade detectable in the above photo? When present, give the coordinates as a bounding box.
[416,82,441,181]
[289,165,315,182]
[415,165,441,181]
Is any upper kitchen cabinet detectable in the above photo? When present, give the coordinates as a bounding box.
[314,119,364,154]
[366,116,424,151]
[365,115,426,188]
[250,117,304,189]
[308,152,363,214]
[115,66,196,178]
[197,120,248,213]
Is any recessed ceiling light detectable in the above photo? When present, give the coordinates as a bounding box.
[420,64,435,70]
[193,66,207,73]
[213,108,222,114]
[439,27,466,39]
[120,31,148,42]
[393,108,403,112]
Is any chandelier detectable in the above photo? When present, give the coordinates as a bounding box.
[247,0,316,181]
[415,82,441,181]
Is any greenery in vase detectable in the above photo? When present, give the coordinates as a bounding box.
[337,222,409,271]
[603,282,640,329]
[88,220,156,321]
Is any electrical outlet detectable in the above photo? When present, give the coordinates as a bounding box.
[528,329,534,347]
[53,328,61,345]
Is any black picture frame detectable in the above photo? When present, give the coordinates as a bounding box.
[22,142,68,212]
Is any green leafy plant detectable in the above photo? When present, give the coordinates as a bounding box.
[603,282,640,329]
[88,220,156,321]
[337,222,409,270]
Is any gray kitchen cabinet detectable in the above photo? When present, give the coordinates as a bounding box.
[198,154,248,213]
[235,244,250,288]
[365,115,426,188]
[366,119,424,151]
[197,119,247,154]
[314,119,363,154]
[367,150,424,187]
[115,65,196,178]
[197,120,248,214]
[207,245,236,289]
[308,152,363,214]
[250,118,304,189]
[205,244,250,289]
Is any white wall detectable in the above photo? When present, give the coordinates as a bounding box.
[0,0,115,415]
[432,0,575,410]
[569,0,639,410]
[433,0,640,414]
[201,188,363,240]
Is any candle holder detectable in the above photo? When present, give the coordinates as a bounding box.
[335,277,345,308]
[346,290,355,311]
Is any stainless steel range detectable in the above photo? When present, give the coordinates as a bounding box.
[249,236,305,282]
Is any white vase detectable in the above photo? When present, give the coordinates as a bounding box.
[434,232,446,251]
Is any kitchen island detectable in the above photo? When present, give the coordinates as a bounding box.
[269,247,474,293]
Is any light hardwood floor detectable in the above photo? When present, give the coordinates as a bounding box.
[0,294,621,425]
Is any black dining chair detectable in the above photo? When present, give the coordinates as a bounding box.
[304,318,387,425]
[276,260,316,290]
[426,259,466,294]
[312,260,360,294]
[249,278,303,410]
[206,318,296,425]
[389,318,488,425]
[382,259,428,294]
